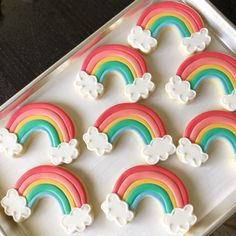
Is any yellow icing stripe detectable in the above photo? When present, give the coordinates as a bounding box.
[196,124,236,143]
[91,56,137,79]
[14,115,64,142]
[123,179,177,208]
[103,116,156,138]
[145,12,194,34]
[187,64,236,87]
[22,179,76,208]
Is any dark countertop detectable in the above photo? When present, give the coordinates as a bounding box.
[0,0,235,235]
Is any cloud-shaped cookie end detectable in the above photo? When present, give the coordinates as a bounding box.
[177,138,208,167]
[1,189,31,222]
[164,204,197,235]
[61,204,93,234]
[83,127,112,156]
[0,128,23,157]
[101,193,134,227]
[49,139,79,165]
[128,26,157,54]
[182,28,211,54]
[125,73,155,102]
[221,89,236,111]
[165,76,196,104]
[142,135,176,165]
[74,71,104,99]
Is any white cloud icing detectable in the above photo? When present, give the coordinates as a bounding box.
[165,75,196,104]
[182,28,211,54]
[177,138,208,167]
[0,128,23,157]
[164,204,197,235]
[125,73,155,102]
[74,71,104,99]
[128,26,157,54]
[1,189,31,222]
[49,139,79,165]
[83,126,112,156]
[101,193,134,227]
[61,204,93,234]
[221,89,236,111]
[142,135,176,165]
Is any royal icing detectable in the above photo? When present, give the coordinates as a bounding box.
[101,165,196,235]
[0,103,80,165]
[1,165,93,234]
[166,51,236,110]
[83,103,176,164]
[128,1,210,54]
[75,44,154,102]
[177,111,236,167]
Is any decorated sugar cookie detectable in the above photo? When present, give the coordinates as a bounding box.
[177,111,236,167]
[165,51,236,110]
[83,103,176,165]
[0,103,79,165]
[1,165,93,234]
[101,165,197,235]
[74,44,155,102]
[128,1,211,54]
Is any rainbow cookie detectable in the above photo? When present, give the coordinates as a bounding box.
[165,51,236,110]
[1,165,93,234]
[0,103,79,165]
[83,103,176,165]
[176,111,236,167]
[128,1,211,54]
[74,44,155,102]
[101,165,196,234]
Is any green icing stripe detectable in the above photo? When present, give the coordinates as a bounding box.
[189,69,234,94]
[95,61,135,84]
[198,128,236,153]
[106,119,153,145]
[17,119,61,147]
[25,184,71,215]
[149,16,191,38]
[125,183,174,214]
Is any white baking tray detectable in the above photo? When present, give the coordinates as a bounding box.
[0,0,235,235]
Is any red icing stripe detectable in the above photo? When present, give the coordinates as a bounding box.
[136,1,204,30]
[14,165,87,205]
[6,103,75,140]
[81,44,147,73]
[112,165,189,206]
[184,110,236,138]
[176,51,236,77]
[94,103,166,137]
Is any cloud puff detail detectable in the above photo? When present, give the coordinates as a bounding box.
[125,73,155,102]
[128,26,157,54]
[83,127,112,156]
[142,135,176,165]
[101,193,134,227]
[176,138,208,167]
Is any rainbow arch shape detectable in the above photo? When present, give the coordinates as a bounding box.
[0,103,79,165]
[0,165,93,234]
[127,1,211,54]
[101,165,197,234]
[176,110,236,167]
[165,51,236,111]
[74,44,155,102]
[83,103,176,165]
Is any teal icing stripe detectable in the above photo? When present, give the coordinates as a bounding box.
[17,119,61,147]
[189,69,234,94]
[149,16,191,38]
[95,61,135,84]
[198,128,236,153]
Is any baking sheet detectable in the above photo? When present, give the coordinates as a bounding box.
[0,0,235,235]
